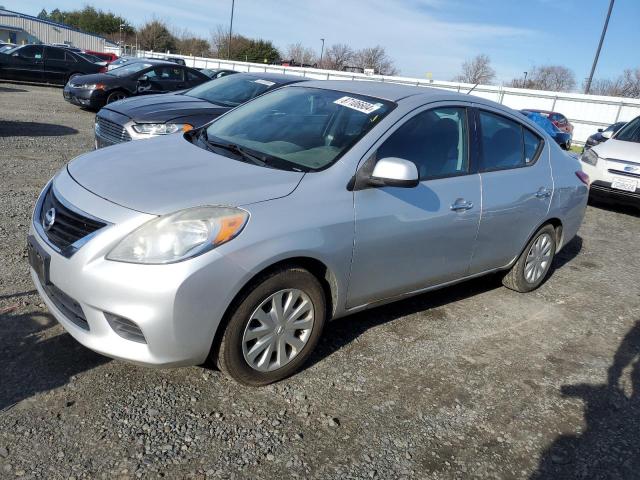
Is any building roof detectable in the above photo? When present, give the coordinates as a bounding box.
[0,8,117,46]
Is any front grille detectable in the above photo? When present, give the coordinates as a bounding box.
[608,168,640,179]
[591,181,640,198]
[95,115,131,144]
[44,283,89,330]
[105,313,146,343]
[39,187,106,251]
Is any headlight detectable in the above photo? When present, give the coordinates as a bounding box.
[580,148,598,166]
[75,83,105,90]
[106,206,249,264]
[131,123,193,135]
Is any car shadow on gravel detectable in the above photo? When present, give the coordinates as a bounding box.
[309,235,583,370]
[531,320,640,479]
[0,307,110,412]
[0,86,28,93]
[0,121,78,137]
[588,197,640,217]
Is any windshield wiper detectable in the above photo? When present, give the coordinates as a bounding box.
[201,133,267,167]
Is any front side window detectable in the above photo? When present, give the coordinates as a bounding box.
[149,66,184,81]
[17,45,43,59]
[108,62,153,77]
[202,87,393,171]
[187,75,277,107]
[614,117,640,144]
[479,111,542,171]
[376,107,469,180]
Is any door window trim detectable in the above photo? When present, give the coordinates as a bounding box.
[359,102,477,183]
[473,107,545,173]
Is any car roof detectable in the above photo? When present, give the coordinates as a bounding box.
[288,79,488,103]
[235,71,309,84]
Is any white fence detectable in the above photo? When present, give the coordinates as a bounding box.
[138,50,640,146]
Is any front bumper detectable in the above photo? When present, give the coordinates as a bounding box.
[581,157,640,207]
[589,180,640,207]
[63,85,105,109]
[29,174,249,367]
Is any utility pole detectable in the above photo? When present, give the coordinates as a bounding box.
[585,0,615,94]
[523,71,528,88]
[227,0,235,60]
[319,38,325,67]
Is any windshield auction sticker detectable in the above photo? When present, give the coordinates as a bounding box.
[254,79,276,86]
[333,96,381,114]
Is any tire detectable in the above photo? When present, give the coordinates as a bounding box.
[216,267,326,386]
[502,224,557,293]
[106,90,129,104]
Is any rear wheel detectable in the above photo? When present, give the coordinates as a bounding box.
[216,267,326,386]
[502,224,557,292]
[106,90,129,104]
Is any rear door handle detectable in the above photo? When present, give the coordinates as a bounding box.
[450,199,474,211]
[535,188,551,199]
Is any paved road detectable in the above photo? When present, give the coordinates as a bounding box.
[1,82,639,479]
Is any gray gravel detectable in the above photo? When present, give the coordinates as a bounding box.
[1,81,640,479]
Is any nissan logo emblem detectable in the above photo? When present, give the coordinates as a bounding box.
[43,208,56,231]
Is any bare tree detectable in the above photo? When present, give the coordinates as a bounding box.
[584,68,640,98]
[526,65,576,92]
[453,54,495,85]
[353,45,398,75]
[138,20,177,52]
[209,25,229,58]
[285,42,317,65]
[323,43,354,70]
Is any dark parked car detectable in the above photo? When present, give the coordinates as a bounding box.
[523,109,574,134]
[198,68,237,79]
[0,44,106,85]
[94,72,307,148]
[63,60,210,110]
[521,110,572,150]
[583,121,627,151]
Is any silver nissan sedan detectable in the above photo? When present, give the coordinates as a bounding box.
[28,81,589,385]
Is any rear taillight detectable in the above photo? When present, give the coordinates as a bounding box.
[575,171,590,186]
[551,120,560,127]
[98,66,107,73]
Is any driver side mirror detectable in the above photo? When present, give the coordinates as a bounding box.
[368,157,419,188]
[601,130,613,139]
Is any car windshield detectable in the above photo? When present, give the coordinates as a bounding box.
[186,75,279,107]
[202,86,394,171]
[614,117,640,143]
[108,62,152,77]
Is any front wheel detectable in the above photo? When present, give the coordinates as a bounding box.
[106,90,129,104]
[502,224,557,292]
[216,267,326,386]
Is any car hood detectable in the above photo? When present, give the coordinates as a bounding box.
[70,73,121,85]
[593,138,640,164]
[67,134,305,215]
[102,93,229,123]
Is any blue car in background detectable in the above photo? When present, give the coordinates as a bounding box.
[521,110,572,150]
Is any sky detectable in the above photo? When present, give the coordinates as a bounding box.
[4,0,639,86]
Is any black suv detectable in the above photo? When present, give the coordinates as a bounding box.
[0,44,105,85]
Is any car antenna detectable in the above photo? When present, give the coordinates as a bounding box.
[466,83,479,94]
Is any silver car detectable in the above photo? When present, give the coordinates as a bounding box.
[28,81,589,385]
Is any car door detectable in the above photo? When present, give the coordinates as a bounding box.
[468,107,553,275]
[5,45,44,82]
[347,104,481,308]
[145,65,186,93]
[43,46,69,84]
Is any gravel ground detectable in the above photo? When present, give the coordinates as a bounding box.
[1,82,640,480]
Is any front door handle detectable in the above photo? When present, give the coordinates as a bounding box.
[535,188,551,199]
[450,199,474,211]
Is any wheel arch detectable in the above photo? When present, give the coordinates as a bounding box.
[206,255,339,367]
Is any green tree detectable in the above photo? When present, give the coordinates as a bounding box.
[138,20,177,52]
[235,38,280,63]
[41,6,132,35]
[37,9,48,20]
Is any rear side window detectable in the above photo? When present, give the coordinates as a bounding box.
[45,47,65,61]
[376,107,469,180]
[187,70,204,82]
[65,52,77,62]
[479,111,542,171]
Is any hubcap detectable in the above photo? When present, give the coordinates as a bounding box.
[524,233,553,283]
[242,289,314,372]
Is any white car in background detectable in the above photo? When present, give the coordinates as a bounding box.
[580,115,640,208]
